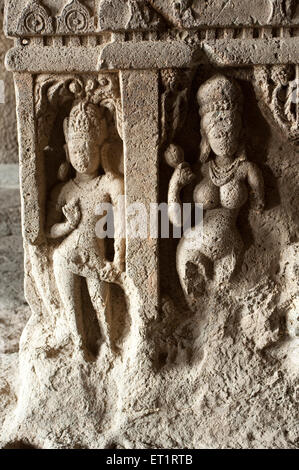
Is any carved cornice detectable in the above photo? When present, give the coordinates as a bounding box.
[4,0,299,149]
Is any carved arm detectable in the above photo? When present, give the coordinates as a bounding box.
[46,186,81,239]
[108,175,126,272]
[168,162,195,226]
[247,163,265,212]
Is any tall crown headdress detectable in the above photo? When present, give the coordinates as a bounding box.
[64,100,107,143]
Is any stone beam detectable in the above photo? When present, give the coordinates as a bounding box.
[5,38,299,73]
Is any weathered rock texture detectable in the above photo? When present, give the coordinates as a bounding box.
[0,165,30,435]
[0,0,298,449]
[0,1,17,163]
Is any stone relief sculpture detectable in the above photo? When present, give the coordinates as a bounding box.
[46,99,125,355]
[254,65,299,144]
[17,0,54,35]
[168,75,265,302]
[17,74,127,362]
[2,0,299,451]
[160,68,194,146]
[56,0,95,35]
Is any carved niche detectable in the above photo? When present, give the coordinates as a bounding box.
[30,73,126,357]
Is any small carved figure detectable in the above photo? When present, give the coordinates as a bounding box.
[254,65,298,142]
[168,75,265,301]
[173,0,194,22]
[270,65,296,129]
[46,100,125,354]
[267,0,296,23]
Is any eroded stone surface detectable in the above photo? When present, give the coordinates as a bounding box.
[0,2,17,163]
[0,0,298,450]
[0,166,30,434]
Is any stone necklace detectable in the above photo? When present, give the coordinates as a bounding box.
[72,174,101,190]
[209,156,246,187]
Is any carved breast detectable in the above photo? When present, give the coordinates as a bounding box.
[193,178,220,210]
[220,179,248,210]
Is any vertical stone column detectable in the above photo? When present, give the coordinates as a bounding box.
[119,70,161,411]
[296,65,299,129]
[121,70,160,322]
[14,73,45,246]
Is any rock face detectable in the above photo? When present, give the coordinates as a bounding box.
[0,1,18,163]
[0,165,30,436]
[1,0,298,449]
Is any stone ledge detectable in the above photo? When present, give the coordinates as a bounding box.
[5,38,299,73]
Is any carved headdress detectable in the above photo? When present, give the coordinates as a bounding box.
[64,100,107,144]
[197,74,243,116]
[58,100,107,181]
[197,75,245,162]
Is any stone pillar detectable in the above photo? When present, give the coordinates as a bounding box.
[121,70,160,338]
[118,70,160,414]
[14,73,45,245]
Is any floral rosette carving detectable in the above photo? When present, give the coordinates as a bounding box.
[17,0,54,35]
[56,0,95,35]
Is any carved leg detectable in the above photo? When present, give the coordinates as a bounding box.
[29,245,59,317]
[214,246,242,285]
[177,236,212,300]
[53,252,85,350]
[86,278,114,352]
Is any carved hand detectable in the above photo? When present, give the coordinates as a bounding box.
[251,199,265,213]
[99,262,122,283]
[176,163,196,189]
[114,258,125,274]
[62,200,81,230]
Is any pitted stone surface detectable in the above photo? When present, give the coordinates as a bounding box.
[0,2,17,163]
[0,0,298,450]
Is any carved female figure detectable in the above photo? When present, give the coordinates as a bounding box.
[168,74,265,300]
[46,100,125,354]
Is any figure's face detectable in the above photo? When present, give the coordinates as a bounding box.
[203,111,241,158]
[67,134,101,174]
[271,66,291,86]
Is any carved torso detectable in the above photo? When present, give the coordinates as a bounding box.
[193,158,249,212]
[52,173,115,273]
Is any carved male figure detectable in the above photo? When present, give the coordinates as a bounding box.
[46,100,125,355]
